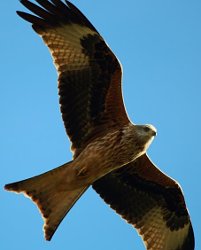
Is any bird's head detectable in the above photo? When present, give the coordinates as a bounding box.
[135,124,157,152]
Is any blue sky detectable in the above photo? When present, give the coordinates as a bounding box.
[1,0,201,249]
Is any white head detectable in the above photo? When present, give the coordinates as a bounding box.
[135,124,157,136]
[135,124,157,152]
[116,123,157,164]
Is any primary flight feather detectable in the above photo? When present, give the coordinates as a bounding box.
[5,1,194,249]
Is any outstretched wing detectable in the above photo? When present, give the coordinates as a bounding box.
[93,154,194,250]
[17,0,130,154]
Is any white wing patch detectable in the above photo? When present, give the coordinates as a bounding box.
[137,206,190,250]
[37,24,98,74]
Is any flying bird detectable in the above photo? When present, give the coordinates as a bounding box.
[5,1,194,249]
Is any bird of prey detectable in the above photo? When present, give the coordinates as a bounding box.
[5,1,194,250]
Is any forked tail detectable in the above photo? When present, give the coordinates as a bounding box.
[4,161,88,240]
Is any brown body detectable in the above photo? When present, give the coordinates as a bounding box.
[65,123,155,187]
[6,123,155,239]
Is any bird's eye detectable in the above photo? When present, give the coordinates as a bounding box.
[143,127,150,132]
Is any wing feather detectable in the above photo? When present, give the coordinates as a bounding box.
[93,154,194,250]
[17,0,129,154]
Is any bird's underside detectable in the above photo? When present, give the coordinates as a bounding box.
[5,1,194,250]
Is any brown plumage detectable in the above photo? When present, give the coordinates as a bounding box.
[93,154,194,250]
[5,1,194,249]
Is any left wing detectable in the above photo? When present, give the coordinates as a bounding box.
[93,154,195,250]
[17,0,130,156]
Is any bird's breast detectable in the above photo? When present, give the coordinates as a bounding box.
[72,127,146,184]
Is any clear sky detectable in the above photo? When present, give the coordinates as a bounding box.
[1,1,201,249]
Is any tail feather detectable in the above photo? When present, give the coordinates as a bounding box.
[4,162,88,240]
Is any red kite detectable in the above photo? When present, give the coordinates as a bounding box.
[5,1,194,249]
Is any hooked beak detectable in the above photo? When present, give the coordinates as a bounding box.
[152,130,157,137]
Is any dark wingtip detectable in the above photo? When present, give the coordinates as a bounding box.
[16,10,36,23]
[65,0,74,8]
[16,10,23,17]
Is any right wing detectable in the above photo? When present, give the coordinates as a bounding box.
[93,154,195,250]
[17,0,130,155]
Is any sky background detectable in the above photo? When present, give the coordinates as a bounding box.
[1,0,201,249]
